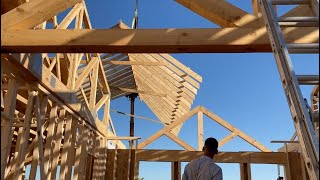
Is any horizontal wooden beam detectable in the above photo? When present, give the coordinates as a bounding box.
[104,60,168,66]
[136,150,288,164]
[2,27,318,53]
[110,86,167,97]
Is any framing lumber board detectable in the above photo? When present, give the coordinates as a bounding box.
[1,0,83,30]
[0,78,18,179]
[200,106,272,152]
[116,149,130,180]
[131,60,191,110]
[165,132,196,151]
[138,106,200,149]
[104,60,168,66]
[287,152,305,180]
[219,132,239,148]
[56,2,83,29]
[160,53,202,83]
[43,103,57,178]
[29,96,46,180]
[171,161,181,180]
[2,27,318,53]
[89,61,99,111]
[197,111,204,151]
[73,122,85,180]
[65,117,78,179]
[175,0,261,27]
[59,114,73,179]
[50,110,65,180]
[136,150,288,164]
[13,91,36,179]
[1,0,22,15]
[110,86,167,97]
[240,163,252,180]
[137,53,198,97]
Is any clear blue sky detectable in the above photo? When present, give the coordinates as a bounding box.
[80,0,320,179]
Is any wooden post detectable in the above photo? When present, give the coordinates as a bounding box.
[198,111,204,151]
[240,163,251,180]
[284,152,305,180]
[1,78,18,179]
[171,161,181,180]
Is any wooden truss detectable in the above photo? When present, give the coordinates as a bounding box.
[138,106,272,152]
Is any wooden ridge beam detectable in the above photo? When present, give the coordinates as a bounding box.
[2,27,318,53]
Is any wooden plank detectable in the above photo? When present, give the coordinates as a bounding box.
[74,121,85,180]
[13,91,36,179]
[175,0,260,27]
[50,110,65,180]
[89,62,99,111]
[138,106,200,149]
[95,94,109,111]
[2,27,318,53]
[165,132,196,151]
[287,152,305,180]
[116,149,130,180]
[56,2,83,29]
[59,114,73,179]
[0,78,18,180]
[75,58,97,90]
[105,149,116,180]
[160,53,202,83]
[219,131,239,148]
[74,124,89,180]
[43,103,57,178]
[110,86,167,97]
[136,150,288,164]
[29,96,46,180]
[104,60,168,66]
[65,117,78,179]
[171,161,181,180]
[197,111,204,151]
[201,107,272,152]
[240,163,251,180]
[1,0,83,30]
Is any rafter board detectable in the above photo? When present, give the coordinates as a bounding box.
[161,54,202,82]
[175,0,261,28]
[130,54,195,104]
[132,68,191,111]
[131,53,198,97]
[2,27,318,53]
[141,94,182,136]
[1,0,83,30]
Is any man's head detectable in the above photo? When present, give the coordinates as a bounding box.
[202,137,219,158]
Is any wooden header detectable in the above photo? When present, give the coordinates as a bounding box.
[134,150,288,164]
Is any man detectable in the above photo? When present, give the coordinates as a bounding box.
[182,137,222,180]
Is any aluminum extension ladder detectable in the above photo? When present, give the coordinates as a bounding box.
[259,0,319,179]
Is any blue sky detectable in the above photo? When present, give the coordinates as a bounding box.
[82,0,320,179]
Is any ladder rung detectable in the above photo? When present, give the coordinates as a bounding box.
[297,75,319,85]
[272,0,309,5]
[287,43,319,53]
[278,17,319,27]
